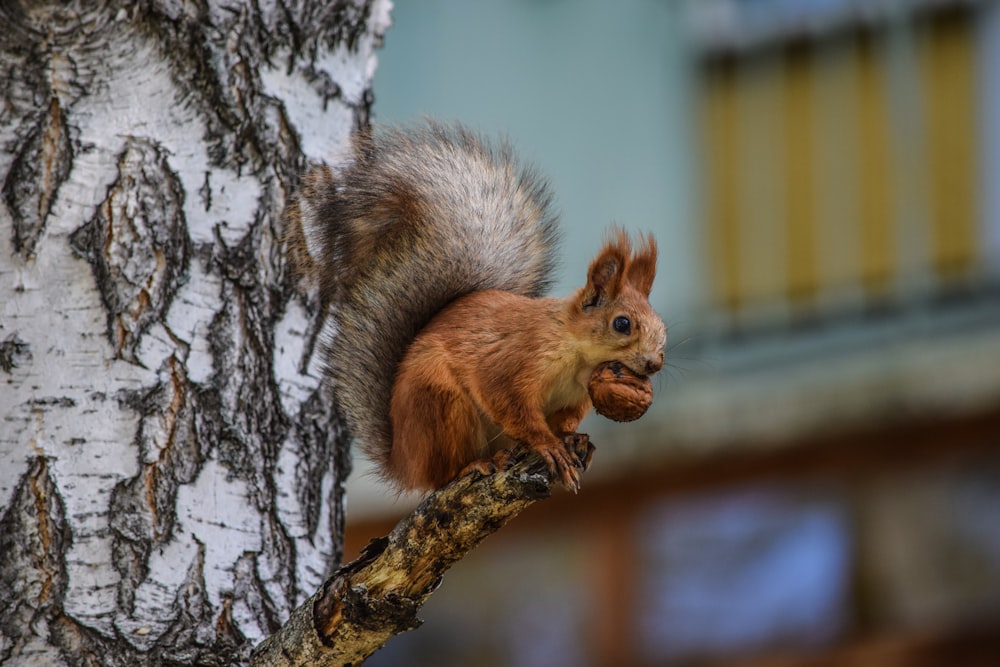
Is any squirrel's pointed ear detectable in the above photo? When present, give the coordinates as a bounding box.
[626,234,657,297]
[581,241,626,310]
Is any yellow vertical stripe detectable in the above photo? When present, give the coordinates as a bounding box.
[784,42,819,304]
[739,52,788,309]
[922,10,979,280]
[813,37,864,297]
[856,30,895,296]
[703,58,742,311]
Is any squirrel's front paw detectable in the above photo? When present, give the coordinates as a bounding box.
[563,433,595,474]
[533,437,592,493]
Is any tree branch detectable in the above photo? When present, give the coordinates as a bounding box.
[249,448,558,666]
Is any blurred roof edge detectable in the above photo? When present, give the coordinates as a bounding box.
[687,0,988,56]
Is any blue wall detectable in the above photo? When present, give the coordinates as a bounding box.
[372,0,700,317]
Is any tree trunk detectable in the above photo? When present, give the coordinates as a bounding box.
[0,1,390,664]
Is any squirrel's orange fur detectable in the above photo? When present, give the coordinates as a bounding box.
[284,123,666,492]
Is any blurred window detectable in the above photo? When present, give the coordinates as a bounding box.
[695,4,983,322]
[635,487,851,662]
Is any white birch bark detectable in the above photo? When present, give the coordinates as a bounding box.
[0,1,391,663]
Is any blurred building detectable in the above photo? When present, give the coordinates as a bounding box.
[343,0,1000,665]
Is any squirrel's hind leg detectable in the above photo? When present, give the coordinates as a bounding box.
[389,371,486,490]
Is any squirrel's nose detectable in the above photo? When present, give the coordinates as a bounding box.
[645,351,664,375]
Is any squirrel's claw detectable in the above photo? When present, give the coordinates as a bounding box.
[460,440,591,491]
[458,448,516,480]
[563,433,595,473]
[533,435,593,493]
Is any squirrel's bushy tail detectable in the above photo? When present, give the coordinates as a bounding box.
[285,122,560,468]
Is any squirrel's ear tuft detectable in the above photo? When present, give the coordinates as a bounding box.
[626,233,657,297]
[581,228,630,309]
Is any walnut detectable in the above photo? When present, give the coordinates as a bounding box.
[587,361,653,423]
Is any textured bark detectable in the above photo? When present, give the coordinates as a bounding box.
[250,449,555,666]
[0,1,389,664]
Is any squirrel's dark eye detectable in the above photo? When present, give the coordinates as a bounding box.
[613,315,631,335]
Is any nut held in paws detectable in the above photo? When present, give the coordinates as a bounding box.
[587,361,653,422]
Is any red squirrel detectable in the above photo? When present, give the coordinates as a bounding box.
[285,123,666,492]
